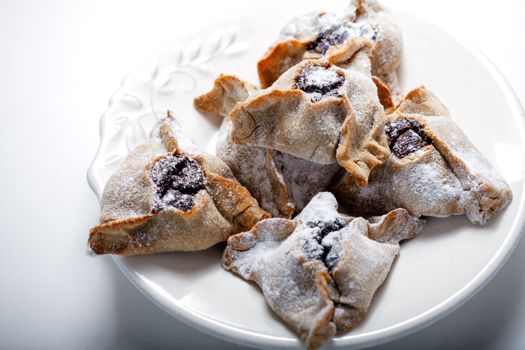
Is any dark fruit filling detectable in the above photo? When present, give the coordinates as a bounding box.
[385,119,431,158]
[308,26,350,54]
[307,219,347,237]
[296,64,344,102]
[302,218,347,269]
[151,155,204,213]
[307,24,378,54]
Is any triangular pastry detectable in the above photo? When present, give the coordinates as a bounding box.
[227,39,390,186]
[88,113,269,255]
[223,192,424,349]
[195,75,343,218]
[333,87,512,224]
[257,0,402,99]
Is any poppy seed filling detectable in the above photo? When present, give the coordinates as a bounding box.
[307,23,378,54]
[296,64,344,102]
[302,219,347,271]
[151,155,205,213]
[308,26,350,54]
[385,119,431,158]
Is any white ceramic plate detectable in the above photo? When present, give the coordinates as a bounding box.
[87,5,525,350]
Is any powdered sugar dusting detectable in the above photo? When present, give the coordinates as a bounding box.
[419,114,512,223]
[334,146,467,217]
[100,139,166,222]
[296,192,348,224]
[302,66,340,89]
[295,64,344,102]
[224,193,423,348]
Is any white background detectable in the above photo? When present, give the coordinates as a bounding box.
[0,0,524,349]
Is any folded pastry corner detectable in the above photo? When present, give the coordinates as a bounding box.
[88,113,269,255]
[334,86,512,224]
[223,192,424,349]
[257,0,403,99]
[372,75,395,113]
[194,74,257,117]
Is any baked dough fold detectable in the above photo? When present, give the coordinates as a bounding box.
[222,39,389,186]
[195,75,343,217]
[223,192,424,349]
[88,113,269,255]
[333,87,512,224]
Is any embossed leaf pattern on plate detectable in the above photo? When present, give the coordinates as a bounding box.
[87,25,249,198]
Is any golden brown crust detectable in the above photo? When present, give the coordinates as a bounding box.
[90,215,153,235]
[88,114,269,255]
[159,111,180,151]
[336,105,389,187]
[329,41,391,185]
[264,149,296,218]
[257,40,308,89]
[304,266,337,350]
[89,191,234,255]
[193,74,257,117]
[367,208,425,244]
[329,41,391,186]
[396,86,450,116]
[203,165,271,230]
[372,75,395,113]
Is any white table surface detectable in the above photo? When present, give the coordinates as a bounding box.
[0,0,523,348]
